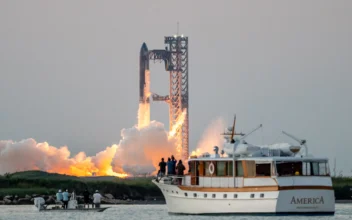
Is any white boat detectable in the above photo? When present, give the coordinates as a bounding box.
[33,197,109,212]
[152,117,335,215]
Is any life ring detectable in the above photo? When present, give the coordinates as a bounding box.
[209,162,215,175]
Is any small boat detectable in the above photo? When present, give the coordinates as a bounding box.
[152,116,335,215]
[34,197,109,212]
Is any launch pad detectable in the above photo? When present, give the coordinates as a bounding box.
[139,35,189,160]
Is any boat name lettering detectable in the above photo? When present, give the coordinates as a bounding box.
[290,196,324,205]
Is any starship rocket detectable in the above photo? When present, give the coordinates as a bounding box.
[140,42,150,104]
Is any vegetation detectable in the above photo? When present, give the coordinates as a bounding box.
[1,171,352,200]
[0,171,162,200]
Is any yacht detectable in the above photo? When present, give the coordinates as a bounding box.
[152,117,335,215]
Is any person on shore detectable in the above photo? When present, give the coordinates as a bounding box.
[83,189,90,208]
[158,158,166,177]
[93,190,102,208]
[62,189,69,209]
[176,160,186,185]
[56,189,63,205]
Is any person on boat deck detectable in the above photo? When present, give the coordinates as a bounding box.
[176,160,186,185]
[166,157,173,175]
[83,189,90,208]
[170,155,177,174]
[56,189,63,203]
[158,158,166,177]
[93,190,102,208]
[62,189,69,209]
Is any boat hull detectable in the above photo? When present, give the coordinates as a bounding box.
[153,180,335,215]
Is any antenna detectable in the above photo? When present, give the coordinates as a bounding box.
[177,21,179,36]
[230,114,236,143]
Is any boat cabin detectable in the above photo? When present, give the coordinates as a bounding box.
[184,156,330,187]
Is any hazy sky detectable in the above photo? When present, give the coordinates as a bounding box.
[0,1,351,174]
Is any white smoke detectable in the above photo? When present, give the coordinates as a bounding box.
[0,120,178,176]
[192,117,226,156]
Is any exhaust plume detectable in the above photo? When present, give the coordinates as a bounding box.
[0,104,186,177]
[191,117,226,156]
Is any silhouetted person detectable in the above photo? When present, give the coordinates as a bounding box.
[158,158,166,177]
[62,189,69,209]
[170,155,177,175]
[93,190,102,208]
[83,189,90,208]
[167,157,172,175]
[176,160,186,185]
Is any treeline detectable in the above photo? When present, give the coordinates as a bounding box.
[0,172,162,200]
[1,171,352,200]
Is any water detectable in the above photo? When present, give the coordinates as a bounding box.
[0,204,351,220]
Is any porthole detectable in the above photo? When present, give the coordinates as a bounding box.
[212,194,216,198]
[234,194,238,198]
[250,194,254,198]
[193,193,197,198]
[184,193,188,197]
[176,191,178,194]
[204,194,207,198]
[223,194,227,198]
[260,193,264,198]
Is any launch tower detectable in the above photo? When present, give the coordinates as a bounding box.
[139,35,189,160]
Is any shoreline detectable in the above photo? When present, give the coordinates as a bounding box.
[2,200,352,205]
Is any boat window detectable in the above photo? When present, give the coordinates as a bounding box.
[198,161,205,176]
[245,161,256,177]
[217,161,226,176]
[228,161,233,176]
[326,162,330,175]
[256,163,271,176]
[311,161,329,176]
[311,162,319,175]
[302,162,311,176]
[276,162,302,176]
[236,161,244,177]
[319,163,327,175]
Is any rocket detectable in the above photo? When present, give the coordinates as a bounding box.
[140,42,150,103]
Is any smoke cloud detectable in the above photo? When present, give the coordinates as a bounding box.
[0,119,178,177]
[191,117,227,156]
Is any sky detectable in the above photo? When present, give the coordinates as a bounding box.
[0,1,351,174]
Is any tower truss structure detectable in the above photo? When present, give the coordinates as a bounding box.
[139,35,189,160]
[165,36,189,160]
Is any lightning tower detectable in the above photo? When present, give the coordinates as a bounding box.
[139,35,189,160]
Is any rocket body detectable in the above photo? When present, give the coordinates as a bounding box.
[140,43,150,103]
[138,43,151,128]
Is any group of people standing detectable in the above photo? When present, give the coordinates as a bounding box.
[55,189,72,209]
[158,155,186,177]
[55,189,102,209]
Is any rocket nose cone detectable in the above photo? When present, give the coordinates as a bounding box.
[141,42,148,52]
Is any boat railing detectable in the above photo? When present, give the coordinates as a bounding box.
[158,174,249,188]
[156,174,185,185]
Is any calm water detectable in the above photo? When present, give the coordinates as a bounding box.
[0,204,351,220]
